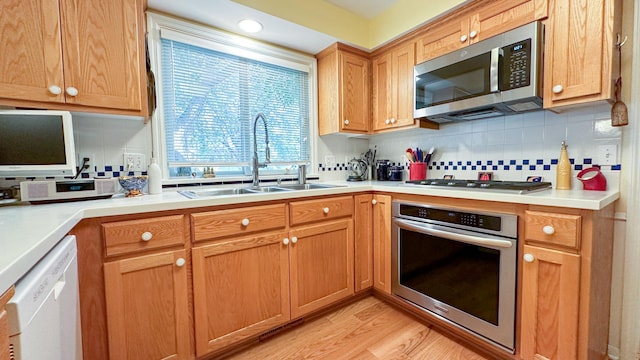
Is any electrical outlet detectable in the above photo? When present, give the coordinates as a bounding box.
[324,155,335,168]
[124,153,146,172]
[597,145,618,165]
[79,154,95,173]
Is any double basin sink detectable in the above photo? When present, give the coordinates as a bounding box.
[178,183,343,199]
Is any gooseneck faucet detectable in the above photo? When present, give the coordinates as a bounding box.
[252,113,271,187]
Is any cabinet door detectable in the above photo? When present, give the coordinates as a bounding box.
[469,0,547,44]
[0,0,65,103]
[520,245,580,360]
[354,194,373,291]
[543,0,612,108]
[290,219,354,318]
[340,51,370,133]
[391,43,416,128]
[104,249,190,360]
[373,194,392,294]
[372,53,393,131]
[192,232,290,356]
[59,0,142,110]
[415,15,469,64]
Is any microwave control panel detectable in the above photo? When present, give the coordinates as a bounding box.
[501,38,531,90]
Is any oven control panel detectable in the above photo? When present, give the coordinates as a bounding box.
[399,204,502,232]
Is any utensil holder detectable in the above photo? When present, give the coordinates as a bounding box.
[409,162,427,181]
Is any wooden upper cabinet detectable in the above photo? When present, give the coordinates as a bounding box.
[317,43,370,135]
[415,0,548,64]
[0,0,147,116]
[543,0,620,109]
[0,1,65,103]
[372,42,416,132]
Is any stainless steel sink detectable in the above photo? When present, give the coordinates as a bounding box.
[274,183,343,190]
[178,183,342,199]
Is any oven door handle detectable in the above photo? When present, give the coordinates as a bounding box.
[393,218,513,249]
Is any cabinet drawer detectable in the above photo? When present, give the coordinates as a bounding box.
[192,204,286,242]
[103,215,186,257]
[290,196,353,226]
[524,211,581,249]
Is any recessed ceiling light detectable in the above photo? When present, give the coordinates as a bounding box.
[238,19,263,33]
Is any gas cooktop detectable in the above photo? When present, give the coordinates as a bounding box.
[404,179,552,194]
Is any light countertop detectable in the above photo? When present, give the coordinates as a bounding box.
[0,180,619,295]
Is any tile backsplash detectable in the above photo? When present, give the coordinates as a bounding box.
[318,106,622,190]
[1,106,621,192]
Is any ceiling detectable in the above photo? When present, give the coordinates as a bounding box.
[325,0,400,19]
[147,0,340,54]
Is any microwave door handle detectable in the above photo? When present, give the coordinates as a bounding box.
[490,47,501,93]
[393,218,513,249]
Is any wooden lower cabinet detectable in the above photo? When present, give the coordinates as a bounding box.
[103,249,190,360]
[354,194,374,291]
[0,287,14,360]
[372,194,392,293]
[520,245,581,359]
[191,232,291,357]
[290,219,354,318]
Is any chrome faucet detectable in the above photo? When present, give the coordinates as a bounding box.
[252,113,271,187]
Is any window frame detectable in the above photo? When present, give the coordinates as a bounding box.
[146,12,318,183]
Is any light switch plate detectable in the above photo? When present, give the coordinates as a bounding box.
[124,153,146,171]
[597,145,617,165]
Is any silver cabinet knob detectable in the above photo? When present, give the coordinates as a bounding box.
[48,85,62,95]
[523,254,535,263]
[66,87,79,96]
[542,225,555,235]
[552,85,563,94]
[141,231,153,241]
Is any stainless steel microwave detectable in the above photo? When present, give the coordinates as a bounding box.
[414,21,543,122]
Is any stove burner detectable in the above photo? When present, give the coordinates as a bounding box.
[404,179,552,193]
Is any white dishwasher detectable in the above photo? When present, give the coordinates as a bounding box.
[6,235,82,360]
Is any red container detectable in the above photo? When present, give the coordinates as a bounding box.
[576,167,607,191]
[409,162,427,181]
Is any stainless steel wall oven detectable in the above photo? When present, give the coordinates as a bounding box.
[392,201,517,352]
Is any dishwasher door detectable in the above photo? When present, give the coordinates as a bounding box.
[6,235,82,360]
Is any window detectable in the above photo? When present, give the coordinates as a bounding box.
[147,13,316,180]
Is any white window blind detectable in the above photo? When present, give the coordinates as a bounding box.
[159,35,311,176]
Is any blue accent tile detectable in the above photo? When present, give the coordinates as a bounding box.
[105,165,113,171]
[575,165,583,170]
[504,165,510,170]
[476,161,482,165]
[543,165,551,171]
[570,158,575,164]
[613,164,622,170]
[453,166,458,170]
[516,165,523,170]
[584,158,592,164]
[523,159,530,165]
[81,173,90,179]
[498,160,504,165]
[481,165,487,170]
[436,166,441,170]
[457,161,462,165]
[120,166,125,171]
[440,161,445,165]
[487,160,493,165]
[318,163,323,167]
[448,161,453,166]
[113,171,120,177]
[467,161,472,165]
[492,165,498,170]
[462,166,467,170]
[510,160,517,165]
[551,159,558,165]
[472,166,477,170]
[536,159,543,165]
[98,172,105,177]
[142,171,148,175]
[529,165,536,170]
[444,166,449,170]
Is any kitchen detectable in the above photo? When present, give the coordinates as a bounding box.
[0,0,638,359]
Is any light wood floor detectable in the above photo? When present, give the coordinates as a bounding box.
[226,296,490,360]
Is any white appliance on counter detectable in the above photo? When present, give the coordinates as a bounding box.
[6,235,82,360]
